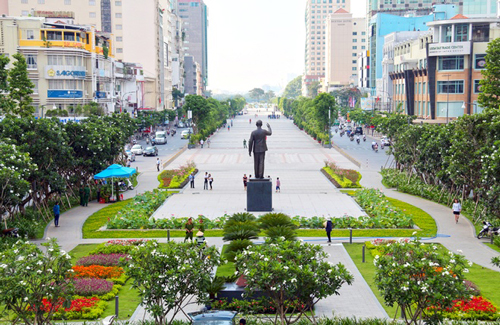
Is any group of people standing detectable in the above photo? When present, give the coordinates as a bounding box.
[79,185,91,207]
[188,172,214,190]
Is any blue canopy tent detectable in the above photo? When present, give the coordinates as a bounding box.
[94,164,137,201]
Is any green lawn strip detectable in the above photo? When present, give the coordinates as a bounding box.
[385,198,437,237]
[343,243,398,318]
[82,200,131,238]
[345,242,500,321]
[68,244,142,321]
[485,243,500,253]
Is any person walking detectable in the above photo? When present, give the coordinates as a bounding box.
[83,185,90,207]
[249,119,252,124]
[189,173,195,188]
[53,201,60,227]
[204,172,209,190]
[243,139,247,148]
[452,198,462,224]
[243,174,248,190]
[275,177,281,193]
[126,158,131,168]
[325,216,333,243]
[184,217,194,242]
[209,174,213,190]
[96,184,101,203]
[228,125,231,131]
[231,120,233,127]
[207,138,211,148]
[156,158,161,172]
[200,139,204,148]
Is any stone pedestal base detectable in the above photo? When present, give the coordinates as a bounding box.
[247,179,272,212]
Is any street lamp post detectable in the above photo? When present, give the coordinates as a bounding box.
[461,102,478,114]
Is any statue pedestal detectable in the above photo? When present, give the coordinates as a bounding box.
[247,179,272,212]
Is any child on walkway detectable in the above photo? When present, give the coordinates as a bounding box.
[275,177,280,193]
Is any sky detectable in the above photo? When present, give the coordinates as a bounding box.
[204,0,366,94]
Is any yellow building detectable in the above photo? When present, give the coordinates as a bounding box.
[0,16,115,116]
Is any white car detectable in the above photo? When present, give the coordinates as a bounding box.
[130,144,144,155]
[181,130,190,139]
[381,136,391,146]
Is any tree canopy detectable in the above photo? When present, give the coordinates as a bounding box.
[282,76,302,99]
[479,38,500,111]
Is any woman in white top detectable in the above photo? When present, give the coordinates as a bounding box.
[452,199,462,224]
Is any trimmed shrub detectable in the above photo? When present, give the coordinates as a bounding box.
[76,254,129,267]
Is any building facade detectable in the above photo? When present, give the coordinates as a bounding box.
[178,0,207,94]
[324,9,365,90]
[303,0,351,96]
[0,16,117,115]
[389,15,500,119]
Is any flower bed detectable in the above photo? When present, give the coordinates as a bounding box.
[322,161,362,188]
[71,265,124,280]
[107,212,227,230]
[105,189,170,229]
[427,296,500,320]
[73,278,114,296]
[76,254,129,266]
[40,297,108,320]
[158,161,197,189]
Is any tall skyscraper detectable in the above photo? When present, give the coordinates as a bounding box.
[178,0,208,94]
[303,0,351,96]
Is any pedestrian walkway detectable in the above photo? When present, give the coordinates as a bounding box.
[154,110,365,219]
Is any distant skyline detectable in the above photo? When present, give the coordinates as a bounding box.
[204,0,366,94]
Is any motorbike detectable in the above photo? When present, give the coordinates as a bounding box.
[335,128,338,133]
[477,221,500,239]
[340,131,344,138]
[363,135,366,142]
[350,135,354,142]
[2,227,20,238]
[118,180,134,191]
[372,144,378,153]
[381,142,385,149]
[356,137,360,144]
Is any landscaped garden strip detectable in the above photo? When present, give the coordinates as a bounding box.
[322,161,362,188]
[158,161,197,189]
[344,242,500,321]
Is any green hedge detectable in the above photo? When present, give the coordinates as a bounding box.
[322,167,362,188]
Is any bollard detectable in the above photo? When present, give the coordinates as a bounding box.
[362,245,366,263]
[136,166,139,172]
[349,228,353,244]
[168,229,170,242]
[115,296,119,317]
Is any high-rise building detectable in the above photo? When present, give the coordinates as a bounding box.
[324,9,366,90]
[6,0,175,110]
[303,0,351,96]
[170,0,185,96]
[178,0,208,94]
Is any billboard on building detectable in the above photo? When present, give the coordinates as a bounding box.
[360,98,374,110]
[428,42,471,56]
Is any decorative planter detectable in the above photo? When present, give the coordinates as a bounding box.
[188,144,196,149]
[323,143,332,148]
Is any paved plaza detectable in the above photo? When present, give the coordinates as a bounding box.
[154,109,366,219]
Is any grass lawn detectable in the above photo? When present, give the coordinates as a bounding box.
[69,244,142,320]
[344,242,500,321]
[216,245,236,278]
[485,243,500,253]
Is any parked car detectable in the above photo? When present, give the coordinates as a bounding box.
[181,130,191,139]
[125,150,136,162]
[143,146,159,156]
[130,144,144,155]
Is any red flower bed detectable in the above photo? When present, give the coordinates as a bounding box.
[38,297,100,313]
[448,296,497,313]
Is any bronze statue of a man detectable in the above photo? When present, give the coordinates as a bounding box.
[248,120,272,179]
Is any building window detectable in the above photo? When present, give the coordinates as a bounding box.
[442,25,452,42]
[115,13,122,18]
[474,80,482,93]
[455,24,468,42]
[64,0,71,4]
[115,1,122,5]
[116,24,122,30]
[362,31,366,35]
[116,36,123,42]
[21,10,29,16]
[48,80,64,90]
[89,12,96,18]
[353,32,357,35]
[21,0,28,3]
[352,46,357,49]
[472,24,489,42]
[352,60,357,64]
[361,46,365,49]
[65,56,75,66]
[353,39,357,43]
[438,56,464,70]
[38,0,45,4]
[25,30,34,39]
[89,0,96,5]
[26,54,37,69]
[437,80,464,94]
[475,54,486,69]
[47,55,64,65]
[352,53,357,57]
[117,48,123,53]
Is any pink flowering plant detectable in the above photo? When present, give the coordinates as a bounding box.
[374,237,473,324]
[73,278,114,297]
[76,254,129,267]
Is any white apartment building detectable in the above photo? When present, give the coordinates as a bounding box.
[303,0,351,96]
[324,9,366,91]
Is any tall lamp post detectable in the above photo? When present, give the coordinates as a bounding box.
[461,102,478,115]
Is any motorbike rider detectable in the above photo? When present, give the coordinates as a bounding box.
[363,135,366,141]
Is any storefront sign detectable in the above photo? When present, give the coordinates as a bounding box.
[429,42,471,56]
[95,91,107,99]
[47,90,83,98]
[46,66,86,79]
[34,11,75,18]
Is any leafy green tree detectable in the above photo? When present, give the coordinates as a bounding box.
[0,55,14,115]
[0,238,74,325]
[172,87,184,107]
[307,81,320,98]
[249,88,265,102]
[374,238,472,324]
[282,75,302,99]
[0,143,37,216]
[479,38,500,111]
[313,92,336,134]
[183,95,209,134]
[7,53,35,117]
[235,238,353,325]
[124,240,221,325]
